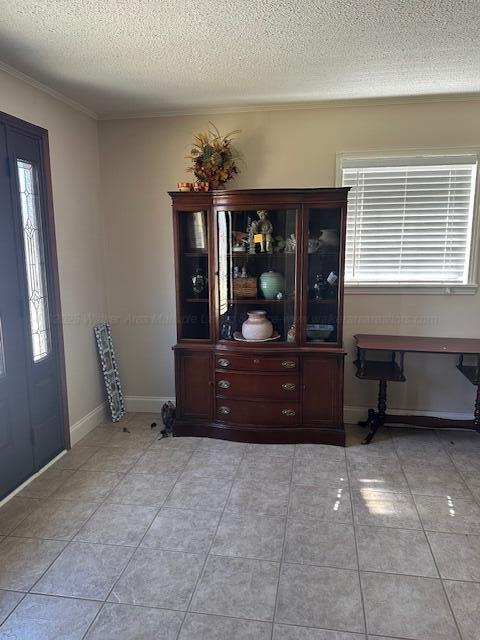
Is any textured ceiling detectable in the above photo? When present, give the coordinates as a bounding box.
[0,0,479,117]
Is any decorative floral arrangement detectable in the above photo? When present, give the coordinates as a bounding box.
[186,123,241,189]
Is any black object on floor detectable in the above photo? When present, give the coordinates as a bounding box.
[151,401,176,439]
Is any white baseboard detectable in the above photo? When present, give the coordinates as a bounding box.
[124,397,472,427]
[125,396,176,413]
[70,402,107,446]
[344,405,473,425]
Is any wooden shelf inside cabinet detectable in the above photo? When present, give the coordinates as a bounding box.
[308,299,337,304]
[228,298,293,305]
[229,252,296,259]
[309,252,339,257]
[185,252,208,258]
[185,298,209,303]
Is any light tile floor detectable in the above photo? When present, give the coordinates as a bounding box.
[0,413,480,639]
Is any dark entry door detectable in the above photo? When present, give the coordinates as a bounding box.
[0,121,34,496]
[0,113,68,500]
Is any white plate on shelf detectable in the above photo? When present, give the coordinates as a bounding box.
[233,331,281,342]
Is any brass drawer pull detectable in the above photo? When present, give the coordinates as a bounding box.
[281,360,296,369]
[282,382,296,391]
[218,405,231,415]
[282,408,296,416]
[218,380,231,389]
[218,358,230,368]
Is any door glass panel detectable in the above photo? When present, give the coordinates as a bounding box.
[17,159,50,362]
[0,316,5,377]
[217,209,297,342]
[177,210,210,339]
[306,207,341,343]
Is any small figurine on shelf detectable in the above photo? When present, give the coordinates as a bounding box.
[220,315,234,340]
[313,273,328,300]
[276,291,283,300]
[318,229,339,251]
[241,266,247,278]
[192,268,207,296]
[246,216,255,254]
[249,210,273,253]
[233,266,240,279]
[326,271,339,298]
[287,322,296,343]
[274,235,286,253]
[233,230,248,252]
[285,233,296,253]
[308,236,321,254]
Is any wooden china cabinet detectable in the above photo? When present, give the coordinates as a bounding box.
[171,188,349,445]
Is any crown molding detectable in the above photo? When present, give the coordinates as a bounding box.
[0,60,98,120]
[98,92,480,121]
[1,58,479,123]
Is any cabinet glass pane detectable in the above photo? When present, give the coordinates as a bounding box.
[17,159,50,362]
[177,210,210,339]
[306,208,341,343]
[217,209,297,342]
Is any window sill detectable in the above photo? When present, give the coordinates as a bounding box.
[345,283,478,295]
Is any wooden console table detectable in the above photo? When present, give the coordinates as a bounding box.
[354,334,480,444]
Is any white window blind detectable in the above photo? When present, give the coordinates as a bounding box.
[341,155,478,285]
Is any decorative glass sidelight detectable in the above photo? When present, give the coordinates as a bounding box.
[17,160,50,362]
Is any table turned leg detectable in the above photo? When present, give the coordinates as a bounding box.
[361,379,387,445]
[378,379,387,423]
[358,408,375,427]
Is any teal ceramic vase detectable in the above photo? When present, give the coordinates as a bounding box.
[259,270,285,300]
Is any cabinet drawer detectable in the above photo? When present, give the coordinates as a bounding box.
[215,371,300,400]
[215,354,299,372]
[215,398,300,426]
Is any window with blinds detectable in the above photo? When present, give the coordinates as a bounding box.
[341,154,478,285]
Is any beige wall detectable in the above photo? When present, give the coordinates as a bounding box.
[0,69,107,428]
[99,99,480,417]
[4,65,478,429]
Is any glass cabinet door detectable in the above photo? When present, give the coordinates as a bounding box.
[305,207,342,344]
[176,210,210,340]
[217,208,298,343]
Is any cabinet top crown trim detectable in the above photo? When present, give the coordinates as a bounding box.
[169,187,350,199]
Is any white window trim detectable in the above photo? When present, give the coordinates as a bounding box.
[336,147,480,295]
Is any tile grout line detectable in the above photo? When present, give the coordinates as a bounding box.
[14,434,156,624]
[22,427,163,603]
[11,474,113,602]
[270,447,295,639]
[391,429,465,640]
[0,591,28,630]
[78,434,203,639]
[175,441,253,639]
[345,437,369,637]
[0,415,150,630]
[434,428,480,640]
[438,432,480,510]
[3,422,480,637]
